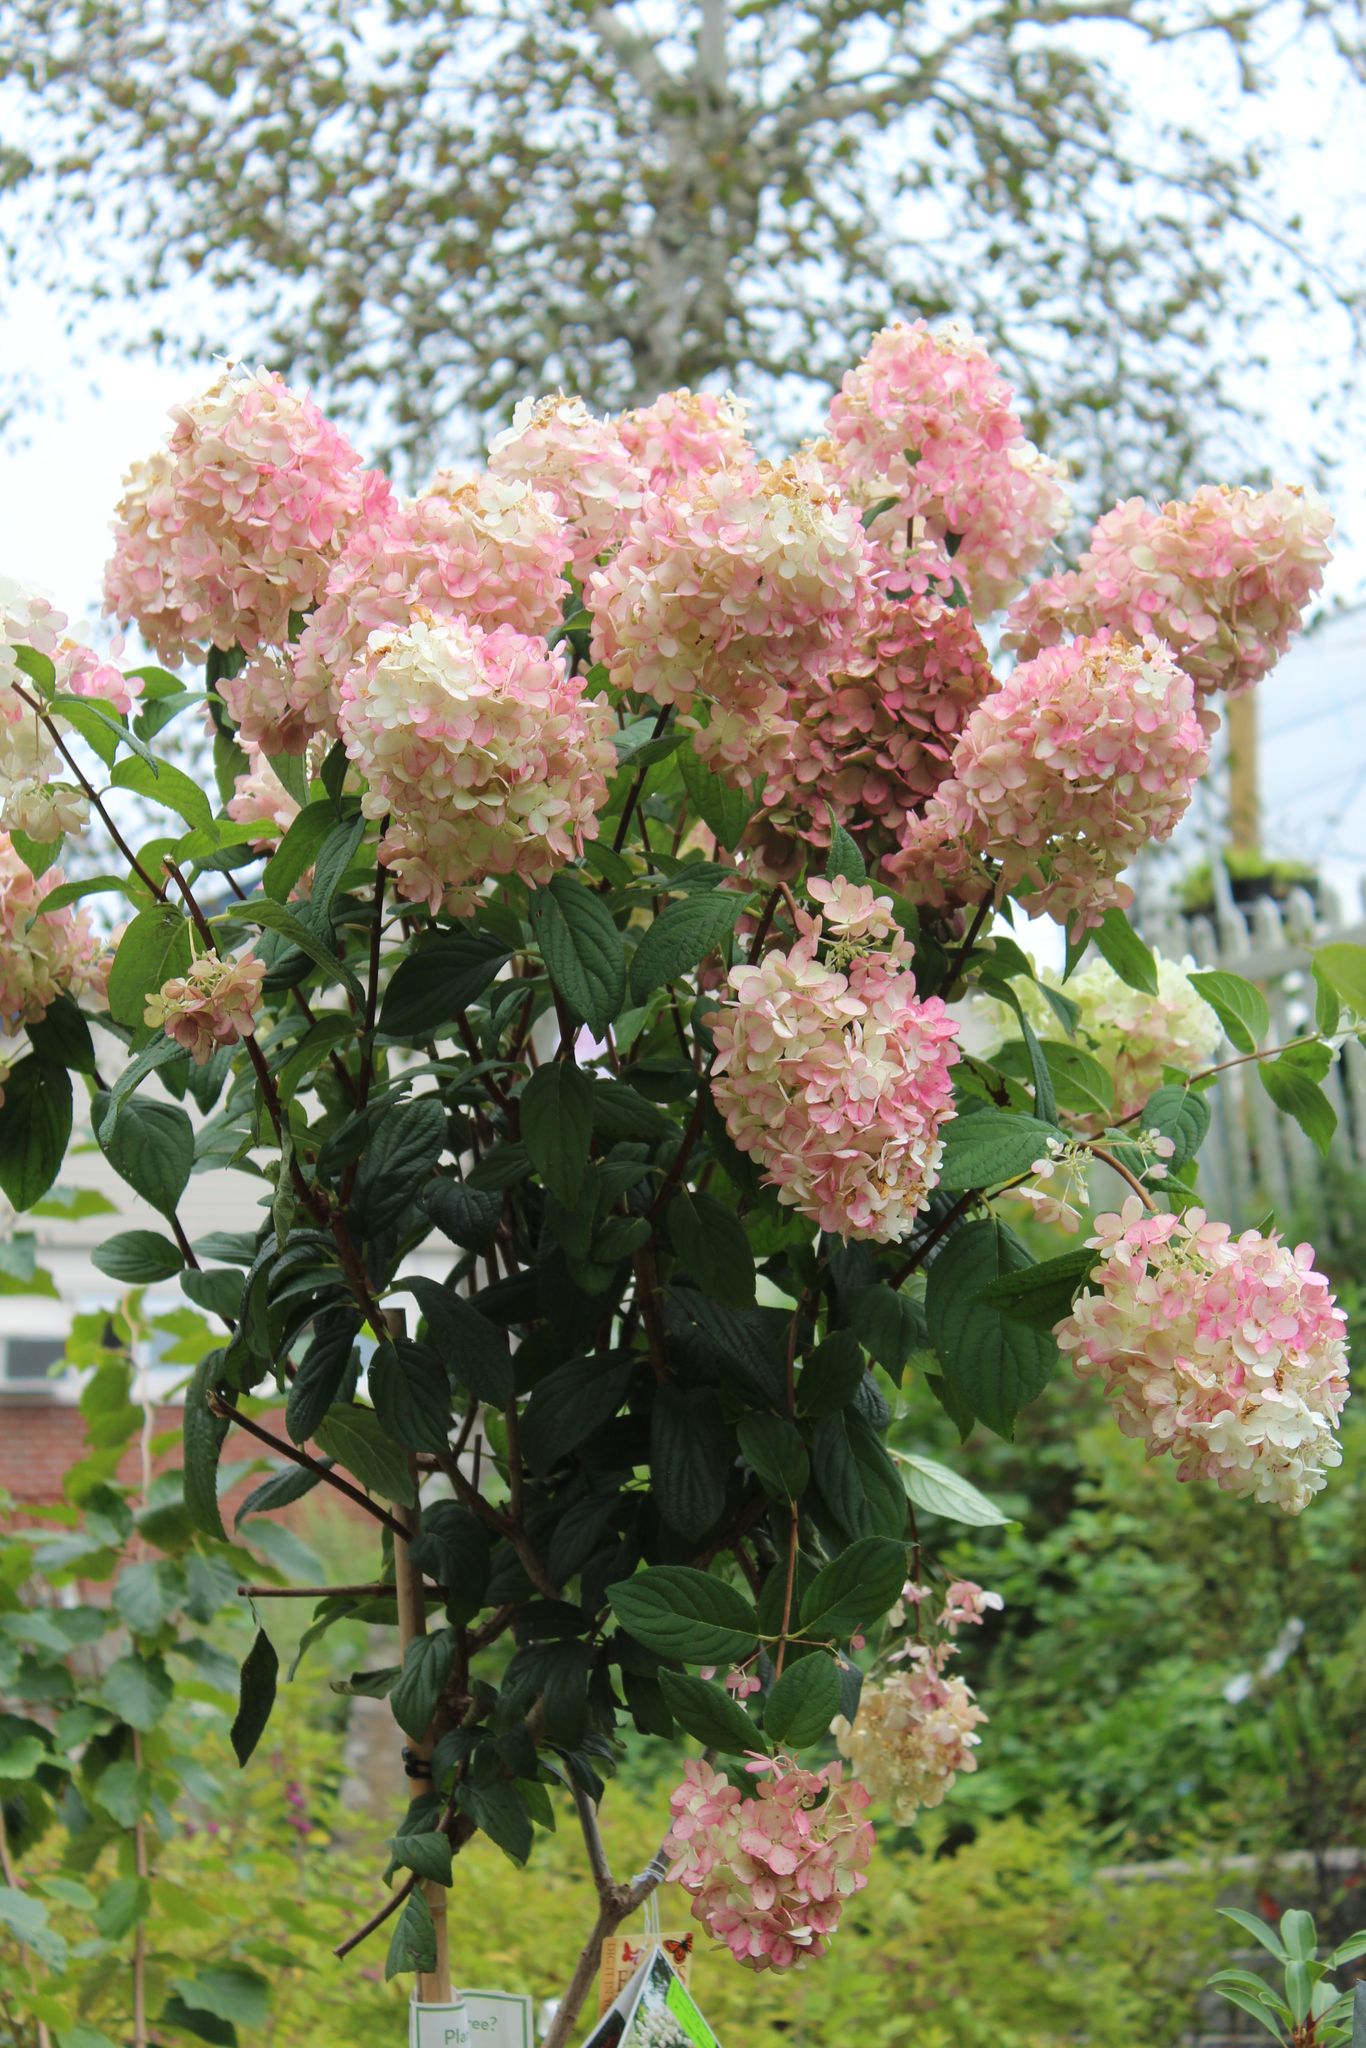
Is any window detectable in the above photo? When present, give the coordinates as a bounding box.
[1,1335,69,1385]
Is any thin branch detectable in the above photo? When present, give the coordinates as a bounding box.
[208,1394,408,1539]
[1088,1142,1160,1211]
[611,705,671,854]
[13,680,166,900]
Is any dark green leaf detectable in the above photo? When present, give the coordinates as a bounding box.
[423,1179,503,1253]
[629,891,747,1001]
[810,1410,906,1539]
[1261,1056,1337,1153]
[974,1246,1097,1331]
[937,1108,1061,1192]
[521,1352,634,1472]
[262,799,339,904]
[385,1886,437,1981]
[351,1097,446,1234]
[764,1652,842,1749]
[378,931,511,1037]
[26,993,96,1075]
[608,1566,759,1665]
[0,1056,72,1211]
[650,1382,729,1538]
[233,896,364,1003]
[824,817,867,885]
[799,1536,907,1641]
[181,1267,244,1323]
[531,875,627,1037]
[110,753,213,831]
[230,1631,279,1766]
[388,1830,453,1884]
[658,1671,765,1757]
[182,1351,229,1540]
[286,1317,359,1443]
[926,1218,1056,1438]
[92,1230,184,1284]
[408,1278,513,1406]
[845,1284,924,1379]
[100,1652,172,1731]
[796,1330,866,1417]
[369,1339,452,1455]
[520,1059,594,1207]
[667,1189,755,1308]
[314,1406,417,1506]
[737,1414,809,1501]
[590,1078,671,1141]
[1141,1084,1212,1172]
[390,1628,456,1741]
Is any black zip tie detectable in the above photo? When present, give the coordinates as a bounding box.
[402,1747,433,1780]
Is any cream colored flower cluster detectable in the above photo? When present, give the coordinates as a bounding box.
[144,948,267,1065]
[1056,1199,1351,1513]
[0,833,107,1028]
[337,614,616,913]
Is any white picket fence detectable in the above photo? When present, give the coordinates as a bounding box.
[1131,869,1366,1228]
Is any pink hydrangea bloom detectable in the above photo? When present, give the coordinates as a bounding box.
[588,459,876,791]
[216,650,313,757]
[1056,1198,1350,1513]
[822,321,1070,616]
[486,394,644,573]
[227,746,306,843]
[832,1643,987,1824]
[1007,484,1334,697]
[710,907,959,1243]
[285,471,571,743]
[891,634,1209,935]
[338,614,615,914]
[54,636,138,718]
[664,1757,874,1972]
[103,366,391,663]
[0,580,105,840]
[0,834,107,1027]
[144,947,267,1065]
[938,1581,1004,1631]
[616,388,752,487]
[761,594,995,858]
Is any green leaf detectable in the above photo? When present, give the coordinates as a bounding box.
[590,1078,671,1141]
[520,1351,634,1471]
[350,1096,446,1234]
[926,1218,1056,1438]
[113,1560,185,1636]
[408,1278,513,1406]
[1313,941,1366,1018]
[230,1630,279,1766]
[974,1247,1097,1331]
[378,931,512,1037]
[315,1405,417,1506]
[0,1056,72,1211]
[385,1886,437,1982]
[106,905,193,1029]
[100,1652,173,1732]
[629,891,747,1000]
[182,1266,246,1323]
[531,875,627,1037]
[1210,1985,1292,2041]
[389,1830,454,1884]
[93,1230,185,1284]
[898,1453,1012,1526]
[1187,969,1268,1054]
[170,1966,268,2031]
[520,1059,594,1206]
[407,1503,491,1627]
[423,1178,503,1252]
[796,1330,866,1417]
[26,993,97,1075]
[456,1780,534,1866]
[283,1319,359,1443]
[0,1887,67,1969]
[677,749,757,852]
[824,815,867,885]
[1140,1084,1212,1172]
[668,1190,755,1308]
[608,1566,760,1665]
[1280,1909,1317,1963]
[764,1652,842,1749]
[991,1036,1114,1117]
[262,798,339,903]
[1261,1055,1337,1153]
[1093,907,1158,995]
[369,1340,452,1455]
[737,1413,810,1501]
[110,753,214,831]
[1217,1907,1287,1960]
[182,1351,229,1540]
[1312,960,1342,1037]
[799,1536,907,1641]
[810,1411,907,1540]
[651,1382,730,1538]
[231,896,364,1004]
[845,1284,925,1379]
[937,1108,1061,1192]
[658,1671,765,1757]
[95,1094,194,1218]
[390,1628,456,1741]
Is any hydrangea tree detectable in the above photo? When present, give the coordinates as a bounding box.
[0,325,1355,2038]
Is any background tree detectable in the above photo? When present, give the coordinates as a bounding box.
[2,0,1364,496]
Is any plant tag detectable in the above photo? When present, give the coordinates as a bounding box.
[598,1931,693,2015]
[409,1990,534,2048]
[582,1944,720,2048]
